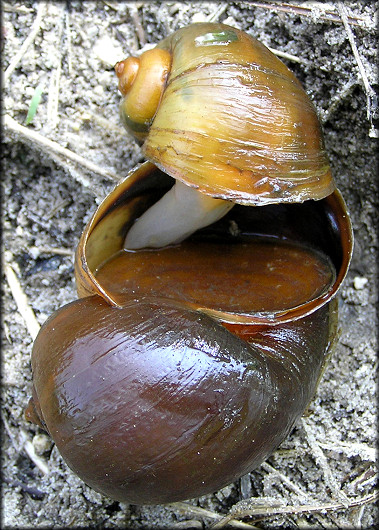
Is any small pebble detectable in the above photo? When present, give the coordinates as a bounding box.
[353,276,368,290]
[29,246,40,260]
[93,35,125,66]
[93,84,104,97]
[191,13,207,23]
[32,433,52,455]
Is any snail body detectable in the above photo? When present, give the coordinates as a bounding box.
[26,24,353,505]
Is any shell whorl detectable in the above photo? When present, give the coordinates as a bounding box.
[125,23,335,205]
[116,48,171,141]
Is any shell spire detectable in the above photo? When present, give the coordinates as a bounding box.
[115,48,172,142]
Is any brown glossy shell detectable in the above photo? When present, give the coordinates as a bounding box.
[28,161,353,504]
[29,294,338,504]
[126,23,336,205]
[27,22,354,504]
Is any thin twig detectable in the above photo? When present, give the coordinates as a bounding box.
[46,3,65,129]
[319,440,376,462]
[302,418,350,507]
[102,1,119,12]
[337,2,377,137]
[80,111,126,136]
[3,114,119,183]
[2,413,50,476]
[65,10,73,76]
[320,79,357,124]
[2,477,46,500]
[4,264,41,341]
[3,2,46,84]
[207,3,228,23]
[210,492,379,529]
[47,65,62,129]
[45,198,72,220]
[170,502,259,529]
[351,504,366,529]
[3,3,33,14]
[267,47,305,64]
[348,467,378,493]
[127,4,146,47]
[246,1,373,29]
[261,462,310,500]
[1,411,19,451]
[23,439,50,475]
[34,246,74,257]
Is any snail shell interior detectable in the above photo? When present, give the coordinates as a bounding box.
[76,162,352,325]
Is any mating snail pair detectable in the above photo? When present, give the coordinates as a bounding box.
[26,23,353,505]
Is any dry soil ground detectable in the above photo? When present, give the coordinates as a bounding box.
[2,1,378,528]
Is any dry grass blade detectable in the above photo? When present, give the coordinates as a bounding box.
[170,502,260,529]
[4,264,41,341]
[3,115,119,184]
[3,2,46,84]
[210,492,379,529]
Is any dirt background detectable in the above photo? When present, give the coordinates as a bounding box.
[2,1,378,529]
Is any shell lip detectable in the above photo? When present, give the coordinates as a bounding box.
[143,154,337,207]
[75,161,162,308]
[75,162,353,325]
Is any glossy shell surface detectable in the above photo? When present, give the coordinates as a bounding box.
[29,162,353,505]
[130,23,336,205]
[30,294,337,504]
